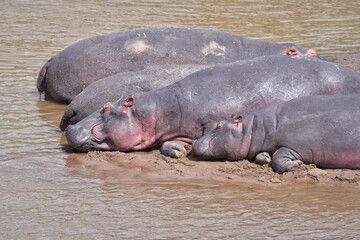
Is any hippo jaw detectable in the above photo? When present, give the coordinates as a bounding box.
[65,120,113,152]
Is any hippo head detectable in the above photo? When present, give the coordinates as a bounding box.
[65,97,150,152]
[192,115,251,160]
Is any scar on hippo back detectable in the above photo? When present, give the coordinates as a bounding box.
[201,40,227,57]
[124,40,152,54]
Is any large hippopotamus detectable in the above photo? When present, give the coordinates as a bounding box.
[192,94,360,173]
[65,55,360,157]
[37,27,311,103]
[59,64,208,130]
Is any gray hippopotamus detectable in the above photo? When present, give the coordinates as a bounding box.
[37,27,311,103]
[192,94,360,173]
[59,64,208,131]
[65,55,360,157]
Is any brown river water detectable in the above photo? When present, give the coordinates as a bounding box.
[1,0,359,239]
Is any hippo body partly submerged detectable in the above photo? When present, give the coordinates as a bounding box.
[37,27,308,103]
[192,94,360,173]
[65,55,360,157]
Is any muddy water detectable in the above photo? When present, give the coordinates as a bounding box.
[1,0,359,238]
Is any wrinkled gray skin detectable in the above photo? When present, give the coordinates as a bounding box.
[65,55,360,158]
[60,64,208,131]
[192,94,360,173]
[37,27,308,103]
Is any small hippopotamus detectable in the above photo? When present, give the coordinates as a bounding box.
[192,94,360,173]
[59,64,208,131]
[65,55,360,157]
[37,27,312,103]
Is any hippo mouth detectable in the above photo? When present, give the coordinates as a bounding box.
[192,137,217,160]
[65,121,112,152]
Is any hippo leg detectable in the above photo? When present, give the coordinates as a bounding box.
[270,147,304,174]
[161,141,191,158]
[255,152,272,165]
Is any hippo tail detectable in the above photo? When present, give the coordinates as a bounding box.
[37,58,52,93]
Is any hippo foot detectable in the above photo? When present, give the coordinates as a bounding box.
[255,152,271,165]
[271,147,304,173]
[271,159,304,174]
[161,141,191,158]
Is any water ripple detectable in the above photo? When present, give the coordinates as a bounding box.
[1,0,359,238]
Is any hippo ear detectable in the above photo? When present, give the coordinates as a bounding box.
[123,97,133,107]
[232,115,243,127]
[305,48,318,57]
[284,46,300,56]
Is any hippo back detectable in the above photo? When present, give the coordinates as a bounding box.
[37,28,301,102]
[60,64,208,130]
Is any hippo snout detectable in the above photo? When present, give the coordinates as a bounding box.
[65,124,91,151]
[192,139,210,159]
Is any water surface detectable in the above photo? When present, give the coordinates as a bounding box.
[1,0,359,238]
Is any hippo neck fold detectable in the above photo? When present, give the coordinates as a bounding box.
[247,107,278,159]
[134,83,186,149]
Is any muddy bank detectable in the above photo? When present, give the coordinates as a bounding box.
[76,151,360,186]
[75,53,360,186]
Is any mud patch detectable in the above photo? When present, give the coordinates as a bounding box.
[75,150,360,186]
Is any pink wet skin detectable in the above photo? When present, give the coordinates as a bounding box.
[305,48,318,57]
[284,46,301,56]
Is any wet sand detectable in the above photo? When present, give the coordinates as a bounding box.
[76,53,360,186]
[78,151,360,186]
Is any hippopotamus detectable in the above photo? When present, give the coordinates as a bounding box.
[65,55,360,157]
[37,27,313,103]
[192,94,360,173]
[59,64,208,131]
